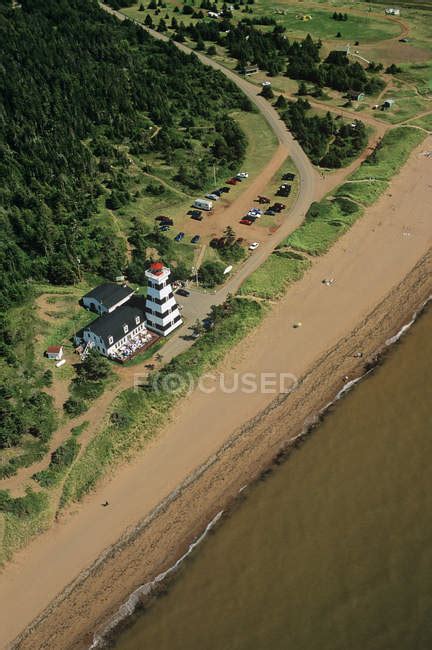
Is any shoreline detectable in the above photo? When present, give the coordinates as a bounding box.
[13,248,432,650]
[94,284,432,649]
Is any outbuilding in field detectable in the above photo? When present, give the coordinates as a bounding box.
[46,345,63,361]
[347,90,366,102]
[385,8,400,16]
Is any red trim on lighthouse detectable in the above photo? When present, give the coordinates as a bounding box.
[150,262,164,275]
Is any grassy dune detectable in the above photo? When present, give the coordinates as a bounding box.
[239,252,311,299]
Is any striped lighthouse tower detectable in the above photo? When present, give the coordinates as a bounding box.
[145,262,182,336]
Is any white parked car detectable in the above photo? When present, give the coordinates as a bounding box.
[237,172,249,178]
[206,193,220,200]
[249,242,260,251]
[262,81,272,87]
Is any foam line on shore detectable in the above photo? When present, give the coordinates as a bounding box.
[90,510,224,648]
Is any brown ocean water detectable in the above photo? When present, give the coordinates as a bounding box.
[114,307,432,650]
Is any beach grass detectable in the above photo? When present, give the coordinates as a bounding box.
[279,198,363,256]
[349,127,426,182]
[239,252,311,299]
[335,179,389,206]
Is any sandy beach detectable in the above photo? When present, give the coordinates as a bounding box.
[2,136,432,649]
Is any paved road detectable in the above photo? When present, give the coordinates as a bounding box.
[100,4,317,347]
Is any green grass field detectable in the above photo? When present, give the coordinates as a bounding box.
[410,112,432,130]
[239,251,311,299]
[255,3,401,42]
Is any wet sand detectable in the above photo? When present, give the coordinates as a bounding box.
[2,139,432,648]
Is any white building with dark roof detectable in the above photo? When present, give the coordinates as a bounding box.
[145,263,182,336]
[82,283,135,315]
[75,299,149,357]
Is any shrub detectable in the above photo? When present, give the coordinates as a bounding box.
[63,397,88,417]
[0,488,48,518]
[33,438,81,488]
[198,261,226,287]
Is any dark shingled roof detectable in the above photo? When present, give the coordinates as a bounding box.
[85,298,147,347]
[83,283,134,309]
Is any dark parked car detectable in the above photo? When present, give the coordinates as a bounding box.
[175,232,185,242]
[155,215,174,225]
[274,202,286,210]
[219,186,230,194]
[159,224,170,231]
[191,213,203,221]
[191,235,200,244]
[177,288,190,297]
[282,172,295,181]
[265,209,276,216]
[257,195,270,204]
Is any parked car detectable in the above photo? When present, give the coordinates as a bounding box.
[240,218,253,225]
[219,186,230,193]
[257,196,270,204]
[211,189,222,197]
[175,232,185,242]
[282,172,295,181]
[177,288,190,297]
[274,202,286,210]
[155,215,173,225]
[237,171,249,178]
[206,193,220,200]
[159,224,170,231]
[191,235,200,244]
[265,209,276,216]
[249,242,260,251]
[191,213,203,221]
[261,81,272,87]
[227,178,239,185]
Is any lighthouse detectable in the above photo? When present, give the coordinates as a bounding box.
[145,262,183,336]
